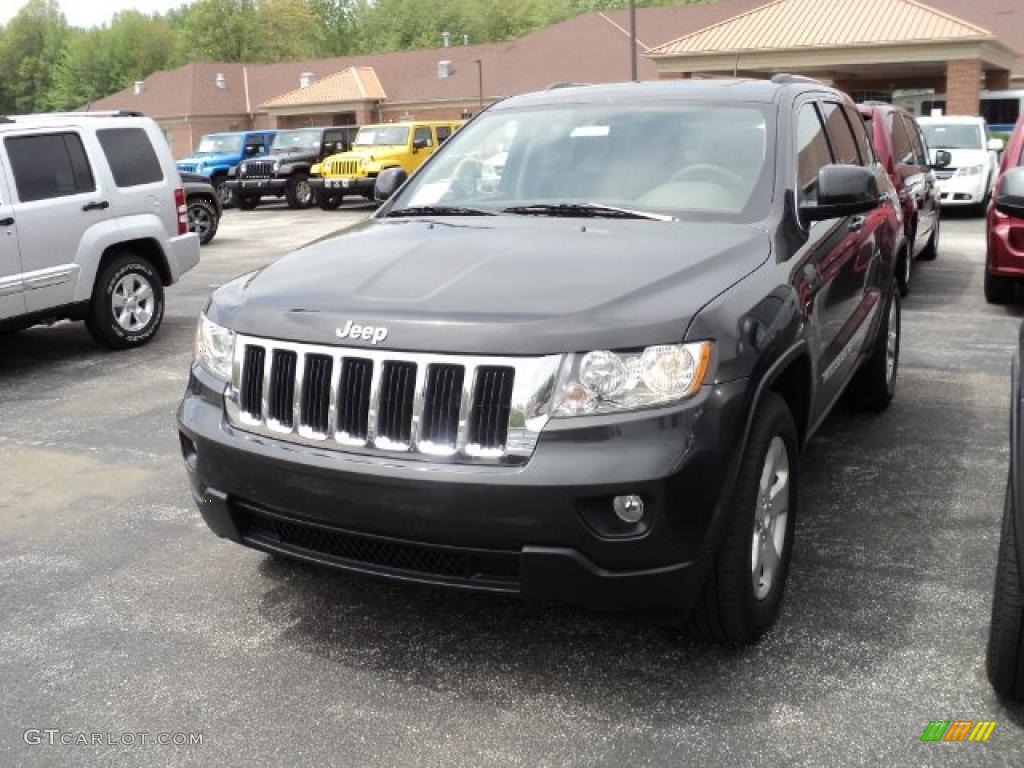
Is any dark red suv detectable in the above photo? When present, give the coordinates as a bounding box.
[985,116,1024,304]
[858,103,944,295]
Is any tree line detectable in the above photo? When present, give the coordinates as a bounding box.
[0,0,700,113]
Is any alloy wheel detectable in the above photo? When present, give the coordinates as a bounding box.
[751,436,790,601]
[111,273,155,333]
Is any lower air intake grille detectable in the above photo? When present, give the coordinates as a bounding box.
[469,366,515,449]
[236,503,520,587]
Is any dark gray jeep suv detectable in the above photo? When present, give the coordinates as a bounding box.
[179,78,904,644]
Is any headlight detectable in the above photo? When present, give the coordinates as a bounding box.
[956,165,984,177]
[194,313,235,381]
[553,342,712,417]
[273,161,281,172]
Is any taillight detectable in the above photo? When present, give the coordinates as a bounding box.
[175,188,188,235]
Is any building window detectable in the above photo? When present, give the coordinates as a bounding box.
[982,99,1021,127]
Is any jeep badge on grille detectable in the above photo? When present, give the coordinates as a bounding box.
[337,321,389,345]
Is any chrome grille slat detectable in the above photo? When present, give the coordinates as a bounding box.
[225,334,562,466]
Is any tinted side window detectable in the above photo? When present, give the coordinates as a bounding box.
[797,103,833,197]
[845,105,874,165]
[890,116,915,166]
[97,127,163,187]
[820,103,861,166]
[902,115,928,166]
[436,125,452,144]
[322,129,346,154]
[6,132,96,202]
[414,126,433,147]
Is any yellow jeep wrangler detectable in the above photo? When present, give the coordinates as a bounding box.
[310,121,462,209]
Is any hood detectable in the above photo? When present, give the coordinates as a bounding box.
[178,152,237,167]
[931,147,990,168]
[258,149,318,163]
[209,216,770,355]
[335,147,405,163]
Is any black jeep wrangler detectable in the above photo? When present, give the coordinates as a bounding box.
[180,78,905,644]
[226,126,357,210]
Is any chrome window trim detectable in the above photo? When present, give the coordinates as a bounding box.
[225,333,563,466]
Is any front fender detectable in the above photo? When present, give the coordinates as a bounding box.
[1012,323,1024,592]
[72,215,170,301]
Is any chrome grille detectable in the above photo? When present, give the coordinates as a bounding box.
[244,160,275,178]
[227,333,563,465]
[325,159,360,176]
[935,168,955,180]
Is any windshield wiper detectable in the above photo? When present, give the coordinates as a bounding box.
[502,203,675,221]
[385,205,495,218]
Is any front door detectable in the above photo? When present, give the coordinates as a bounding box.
[792,98,885,421]
[0,130,101,314]
[0,164,24,320]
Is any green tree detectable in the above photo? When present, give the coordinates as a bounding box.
[254,0,319,60]
[0,0,68,113]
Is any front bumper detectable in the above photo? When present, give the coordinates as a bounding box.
[177,364,749,614]
[936,174,989,206]
[309,177,375,196]
[165,232,200,284]
[225,178,287,195]
[988,209,1024,277]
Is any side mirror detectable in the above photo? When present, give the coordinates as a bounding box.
[412,138,429,152]
[989,137,1006,153]
[800,164,881,222]
[374,167,408,202]
[931,149,952,170]
[995,167,1024,219]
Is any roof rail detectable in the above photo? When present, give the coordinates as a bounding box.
[770,73,822,86]
[545,82,591,91]
[0,110,144,121]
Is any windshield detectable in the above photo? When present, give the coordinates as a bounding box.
[920,123,984,150]
[355,126,410,147]
[271,129,322,152]
[391,103,771,220]
[196,134,243,154]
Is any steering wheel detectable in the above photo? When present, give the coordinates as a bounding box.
[668,164,747,197]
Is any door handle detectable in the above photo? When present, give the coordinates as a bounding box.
[848,216,866,232]
[82,201,109,212]
[0,217,13,226]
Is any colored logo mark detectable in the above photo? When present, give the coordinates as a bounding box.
[920,721,997,742]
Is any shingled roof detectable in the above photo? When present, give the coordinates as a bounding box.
[261,67,386,109]
[649,0,995,56]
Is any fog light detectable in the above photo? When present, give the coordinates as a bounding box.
[613,495,644,524]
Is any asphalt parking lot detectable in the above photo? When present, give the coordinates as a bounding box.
[2,203,1024,767]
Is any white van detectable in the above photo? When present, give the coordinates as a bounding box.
[918,115,1004,210]
[0,111,200,348]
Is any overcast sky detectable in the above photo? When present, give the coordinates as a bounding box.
[0,0,185,28]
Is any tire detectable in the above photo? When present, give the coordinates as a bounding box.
[319,193,343,211]
[234,190,259,210]
[896,248,911,297]
[213,177,231,208]
[187,198,219,245]
[285,173,313,209]
[986,270,1016,305]
[686,392,799,645]
[85,253,165,350]
[849,289,900,413]
[919,216,939,261]
[987,481,1024,701]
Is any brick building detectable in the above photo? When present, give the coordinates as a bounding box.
[88,0,1024,159]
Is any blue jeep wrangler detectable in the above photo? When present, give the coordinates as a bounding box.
[177,131,276,207]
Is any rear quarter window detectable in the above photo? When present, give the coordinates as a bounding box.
[97,127,164,187]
